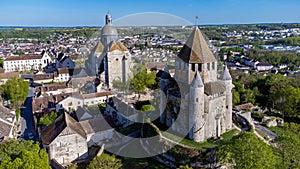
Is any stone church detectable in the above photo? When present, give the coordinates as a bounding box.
[160,27,233,142]
[85,13,132,87]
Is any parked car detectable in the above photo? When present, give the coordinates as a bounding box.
[28,133,34,140]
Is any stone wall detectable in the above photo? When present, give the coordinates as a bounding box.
[49,128,88,165]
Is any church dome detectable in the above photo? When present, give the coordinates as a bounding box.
[101,12,119,46]
[101,24,118,36]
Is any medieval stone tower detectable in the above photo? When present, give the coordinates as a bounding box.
[85,13,132,87]
[160,27,233,142]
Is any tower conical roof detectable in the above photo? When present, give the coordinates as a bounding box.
[178,27,216,64]
[221,66,232,81]
[191,70,204,88]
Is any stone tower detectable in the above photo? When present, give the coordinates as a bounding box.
[221,66,233,130]
[160,26,233,142]
[189,71,205,142]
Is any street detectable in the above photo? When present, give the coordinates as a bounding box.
[20,96,36,140]
[254,124,277,140]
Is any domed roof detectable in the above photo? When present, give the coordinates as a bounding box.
[101,24,118,36]
[101,12,118,36]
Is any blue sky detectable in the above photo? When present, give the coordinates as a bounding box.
[0,0,299,26]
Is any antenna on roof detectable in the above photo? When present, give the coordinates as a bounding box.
[195,16,199,27]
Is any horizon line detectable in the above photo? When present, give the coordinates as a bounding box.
[0,22,300,28]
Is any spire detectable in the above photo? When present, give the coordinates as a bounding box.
[105,12,112,24]
[221,66,232,81]
[178,26,216,64]
[191,70,204,88]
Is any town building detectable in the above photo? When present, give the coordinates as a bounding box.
[3,52,52,72]
[160,27,233,142]
[85,13,132,87]
[41,112,88,166]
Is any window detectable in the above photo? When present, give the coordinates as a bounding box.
[212,62,215,70]
[196,98,199,102]
[207,63,210,70]
[191,64,195,71]
[198,64,202,71]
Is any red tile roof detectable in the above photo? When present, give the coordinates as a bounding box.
[5,55,42,61]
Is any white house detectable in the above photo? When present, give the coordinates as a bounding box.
[4,52,52,72]
[79,117,114,146]
[256,62,273,71]
[54,68,72,83]
[56,92,112,112]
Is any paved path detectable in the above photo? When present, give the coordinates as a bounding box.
[254,124,277,140]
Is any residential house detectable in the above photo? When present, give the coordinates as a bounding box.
[4,52,52,72]
[0,104,16,139]
[0,72,20,84]
[79,117,114,146]
[56,91,112,112]
[41,112,88,166]
[105,97,140,128]
[55,53,75,69]
[256,62,273,71]
[54,68,73,83]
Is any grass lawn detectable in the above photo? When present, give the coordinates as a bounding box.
[162,129,239,150]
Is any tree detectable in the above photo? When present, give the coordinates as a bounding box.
[141,104,155,112]
[87,153,122,169]
[217,132,278,169]
[272,123,300,168]
[1,77,29,108]
[129,66,156,97]
[0,140,51,169]
[39,111,59,126]
[177,165,193,169]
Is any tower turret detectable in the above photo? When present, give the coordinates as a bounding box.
[189,70,205,142]
[160,66,171,124]
[221,66,233,130]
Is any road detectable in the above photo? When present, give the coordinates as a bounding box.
[254,124,277,140]
[21,88,37,140]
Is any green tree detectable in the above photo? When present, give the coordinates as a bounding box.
[272,123,300,168]
[0,58,3,67]
[1,77,29,108]
[177,165,193,169]
[39,111,58,126]
[141,104,155,112]
[0,140,51,169]
[232,89,240,106]
[87,153,122,169]
[129,66,156,97]
[217,132,278,169]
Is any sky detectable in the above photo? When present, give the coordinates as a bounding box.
[0,0,299,26]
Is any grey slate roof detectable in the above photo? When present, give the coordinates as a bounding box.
[41,112,87,145]
[221,66,232,81]
[204,81,226,95]
[191,70,204,88]
[178,27,216,64]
